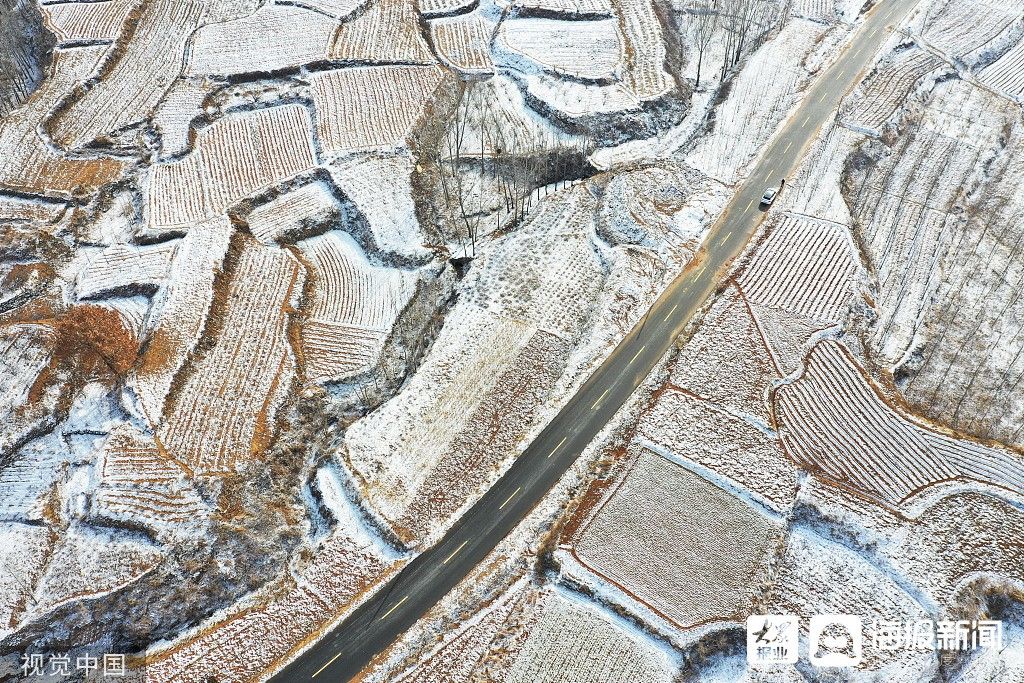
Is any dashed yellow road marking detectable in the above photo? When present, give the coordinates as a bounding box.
[442,540,468,565]
[547,436,568,458]
[663,302,679,322]
[499,487,522,510]
[312,652,343,678]
[591,388,611,409]
[630,345,646,364]
[379,595,409,621]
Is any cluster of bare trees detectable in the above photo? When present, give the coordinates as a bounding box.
[688,0,790,89]
[436,80,593,260]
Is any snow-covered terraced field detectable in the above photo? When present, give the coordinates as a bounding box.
[39,0,133,44]
[843,69,1024,449]
[841,44,945,134]
[47,0,203,150]
[495,0,614,16]
[297,231,417,383]
[329,0,435,63]
[573,449,783,628]
[614,0,674,99]
[131,217,232,424]
[0,45,124,196]
[686,18,832,185]
[10,0,1024,678]
[776,340,1024,508]
[849,78,1008,364]
[310,66,445,155]
[0,323,56,460]
[92,427,207,532]
[637,390,799,510]
[186,4,336,76]
[292,0,366,19]
[977,36,1024,101]
[506,587,678,683]
[158,239,304,475]
[75,241,177,299]
[429,11,495,75]
[497,0,614,15]
[245,180,341,245]
[145,104,317,232]
[497,17,623,82]
[666,288,777,420]
[920,0,1024,65]
[417,0,475,18]
[739,214,859,323]
[326,153,430,260]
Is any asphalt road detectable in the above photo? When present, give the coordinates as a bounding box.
[269,1,919,679]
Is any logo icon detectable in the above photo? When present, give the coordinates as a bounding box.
[747,614,798,666]
[809,614,863,667]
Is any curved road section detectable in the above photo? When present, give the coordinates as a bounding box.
[271,0,919,679]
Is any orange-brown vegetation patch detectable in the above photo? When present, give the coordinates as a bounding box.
[3,298,139,390]
[1,261,57,291]
[51,303,140,379]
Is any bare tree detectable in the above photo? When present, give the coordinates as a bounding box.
[718,0,782,73]
[435,77,596,257]
[440,80,484,258]
[690,0,720,89]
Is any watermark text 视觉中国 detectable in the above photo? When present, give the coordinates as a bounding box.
[21,652,126,678]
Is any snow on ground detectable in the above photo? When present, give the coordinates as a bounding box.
[428,10,497,76]
[837,51,1024,451]
[356,342,684,683]
[344,187,604,546]
[505,585,679,683]
[47,0,205,151]
[295,230,420,384]
[244,180,341,245]
[37,0,134,45]
[0,45,123,197]
[326,154,434,262]
[916,0,1024,69]
[977,32,1024,102]
[395,3,1024,677]
[0,523,53,640]
[143,104,318,234]
[637,389,799,512]
[496,18,623,82]
[684,18,842,186]
[761,525,935,675]
[185,4,337,76]
[6,0,1024,678]
[776,340,1024,510]
[309,65,445,156]
[569,448,784,629]
[157,236,304,476]
[74,241,178,299]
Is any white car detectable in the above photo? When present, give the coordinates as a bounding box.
[759,186,780,206]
